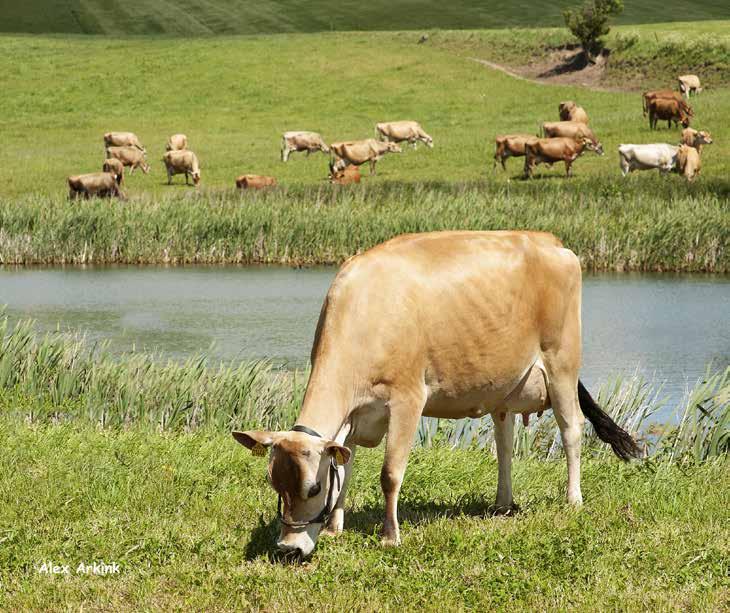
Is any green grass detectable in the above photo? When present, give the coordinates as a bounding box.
[0,423,728,610]
[2,0,729,35]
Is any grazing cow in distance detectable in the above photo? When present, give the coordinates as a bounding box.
[232,231,641,558]
[617,143,679,176]
[540,121,602,150]
[106,146,150,175]
[166,134,188,151]
[493,134,536,171]
[642,90,684,116]
[375,121,433,149]
[330,139,401,175]
[102,158,124,184]
[678,74,702,98]
[68,172,121,199]
[648,98,692,129]
[104,132,145,152]
[281,131,329,162]
[680,128,713,153]
[163,150,201,185]
[676,144,701,182]
[236,174,277,189]
[558,101,589,124]
[524,137,603,178]
[329,163,361,185]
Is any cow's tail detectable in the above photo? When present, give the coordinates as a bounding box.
[578,380,642,461]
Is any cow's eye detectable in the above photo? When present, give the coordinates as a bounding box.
[308,483,321,498]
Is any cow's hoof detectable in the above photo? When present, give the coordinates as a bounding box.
[380,535,401,548]
[491,502,520,516]
[320,526,342,538]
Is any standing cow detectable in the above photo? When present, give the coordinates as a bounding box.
[163,150,201,185]
[166,134,188,151]
[233,231,641,558]
[106,146,150,175]
[617,143,679,176]
[68,172,121,199]
[103,132,145,152]
[330,139,401,175]
[678,75,702,98]
[648,98,692,129]
[102,158,124,185]
[558,101,589,124]
[493,134,536,171]
[642,90,684,116]
[375,121,433,149]
[524,137,603,178]
[281,131,329,162]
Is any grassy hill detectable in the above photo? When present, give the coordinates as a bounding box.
[1,0,729,35]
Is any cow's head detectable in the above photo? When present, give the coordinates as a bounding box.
[582,137,604,156]
[424,135,434,148]
[192,171,201,186]
[386,142,402,154]
[695,130,713,146]
[233,429,351,558]
[320,143,330,154]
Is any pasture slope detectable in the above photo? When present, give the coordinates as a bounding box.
[1,0,729,35]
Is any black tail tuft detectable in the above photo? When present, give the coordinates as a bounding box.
[578,380,642,461]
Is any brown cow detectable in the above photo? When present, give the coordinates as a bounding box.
[541,122,602,150]
[676,144,701,182]
[236,174,277,189]
[680,128,713,153]
[329,164,361,185]
[330,139,401,175]
[642,90,684,116]
[103,132,145,152]
[163,150,201,185]
[493,134,536,171]
[375,121,433,149]
[68,172,121,199]
[106,146,150,174]
[524,137,603,178]
[102,158,124,184]
[166,134,188,151]
[281,131,329,162]
[558,101,589,124]
[648,98,692,129]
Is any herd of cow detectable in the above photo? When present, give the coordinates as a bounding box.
[66,74,710,199]
[495,74,711,181]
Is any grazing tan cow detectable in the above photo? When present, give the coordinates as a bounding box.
[541,121,601,149]
[233,231,641,558]
[680,128,713,153]
[493,134,536,171]
[648,98,692,129]
[329,164,361,185]
[375,121,433,149]
[524,137,603,178]
[236,174,277,189]
[163,150,201,185]
[281,131,330,162]
[68,172,121,199]
[678,74,702,98]
[102,158,124,184]
[641,90,684,116]
[106,146,150,175]
[676,144,701,182]
[558,101,589,124]
[103,131,145,152]
[330,139,401,175]
[166,134,188,151]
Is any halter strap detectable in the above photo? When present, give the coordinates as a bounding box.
[291,424,323,438]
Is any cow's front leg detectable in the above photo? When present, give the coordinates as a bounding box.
[167,169,173,185]
[492,412,515,512]
[321,444,357,537]
[128,165,135,175]
[370,159,377,175]
[185,171,190,185]
[381,390,425,546]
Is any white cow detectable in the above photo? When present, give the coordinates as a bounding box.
[618,144,679,176]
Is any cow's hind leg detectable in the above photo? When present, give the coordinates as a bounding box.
[548,374,584,505]
[321,443,357,537]
[492,412,515,512]
[380,388,425,546]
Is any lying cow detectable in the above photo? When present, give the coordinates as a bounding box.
[233,230,641,558]
[642,89,684,116]
[329,164,361,185]
[103,131,145,152]
[618,143,678,176]
[676,144,701,182]
[102,158,124,185]
[524,136,603,178]
[166,134,188,151]
[678,74,702,98]
[68,172,121,199]
[163,150,201,185]
[236,174,277,189]
[281,131,329,162]
[330,139,401,175]
[558,101,589,124]
[680,128,713,153]
[106,146,150,174]
[648,98,692,129]
[493,134,536,171]
[375,121,433,149]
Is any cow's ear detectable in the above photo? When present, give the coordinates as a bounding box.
[232,431,275,457]
[325,442,351,465]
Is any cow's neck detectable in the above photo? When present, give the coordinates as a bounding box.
[295,366,354,441]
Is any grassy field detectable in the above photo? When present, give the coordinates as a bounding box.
[1,423,728,610]
[2,0,729,35]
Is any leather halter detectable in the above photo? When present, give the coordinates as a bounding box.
[276,425,341,529]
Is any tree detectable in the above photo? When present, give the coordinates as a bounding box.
[563,0,624,63]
